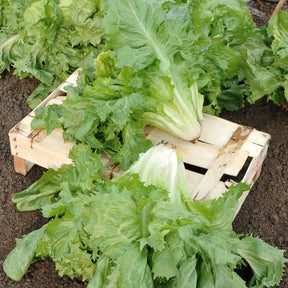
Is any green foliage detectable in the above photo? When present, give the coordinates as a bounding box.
[3,144,287,287]
[31,56,153,170]
[2,0,288,108]
[267,10,288,103]
[0,0,104,106]
[2,2,288,287]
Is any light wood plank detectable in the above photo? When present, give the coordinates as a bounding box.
[191,126,253,201]
[200,114,240,147]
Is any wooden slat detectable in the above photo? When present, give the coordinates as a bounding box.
[146,126,221,168]
[224,149,249,176]
[185,170,203,191]
[200,114,240,147]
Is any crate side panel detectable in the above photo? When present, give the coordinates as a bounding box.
[243,142,269,185]
[9,86,66,139]
[37,87,66,108]
[46,96,67,106]
[40,128,74,154]
[10,131,73,170]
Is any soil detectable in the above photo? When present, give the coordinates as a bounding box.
[1,1,288,287]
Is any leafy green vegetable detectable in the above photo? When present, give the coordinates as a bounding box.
[102,0,206,141]
[0,0,262,108]
[236,236,287,287]
[12,143,104,212]
[0,0,104,107]
[3,225,47,281]
[267,10,288,103]
[32,53,153,170]
[124,144,190,204]
[3,1,288,287]
[2,0,288,109]
[101,0,263,138]
[4,144,287,287]
[30,0,266,168]
[231,10,288,106]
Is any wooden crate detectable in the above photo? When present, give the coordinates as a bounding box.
[9,69,271,210]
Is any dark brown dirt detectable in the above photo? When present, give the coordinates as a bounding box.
[222,101,288,288]
[1,2,288,287]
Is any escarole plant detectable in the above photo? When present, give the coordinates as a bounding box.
[102,0,204,141]
[3,144,287,287]
[0,0,104,107]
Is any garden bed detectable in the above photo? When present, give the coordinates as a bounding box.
[1,1,288,287]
